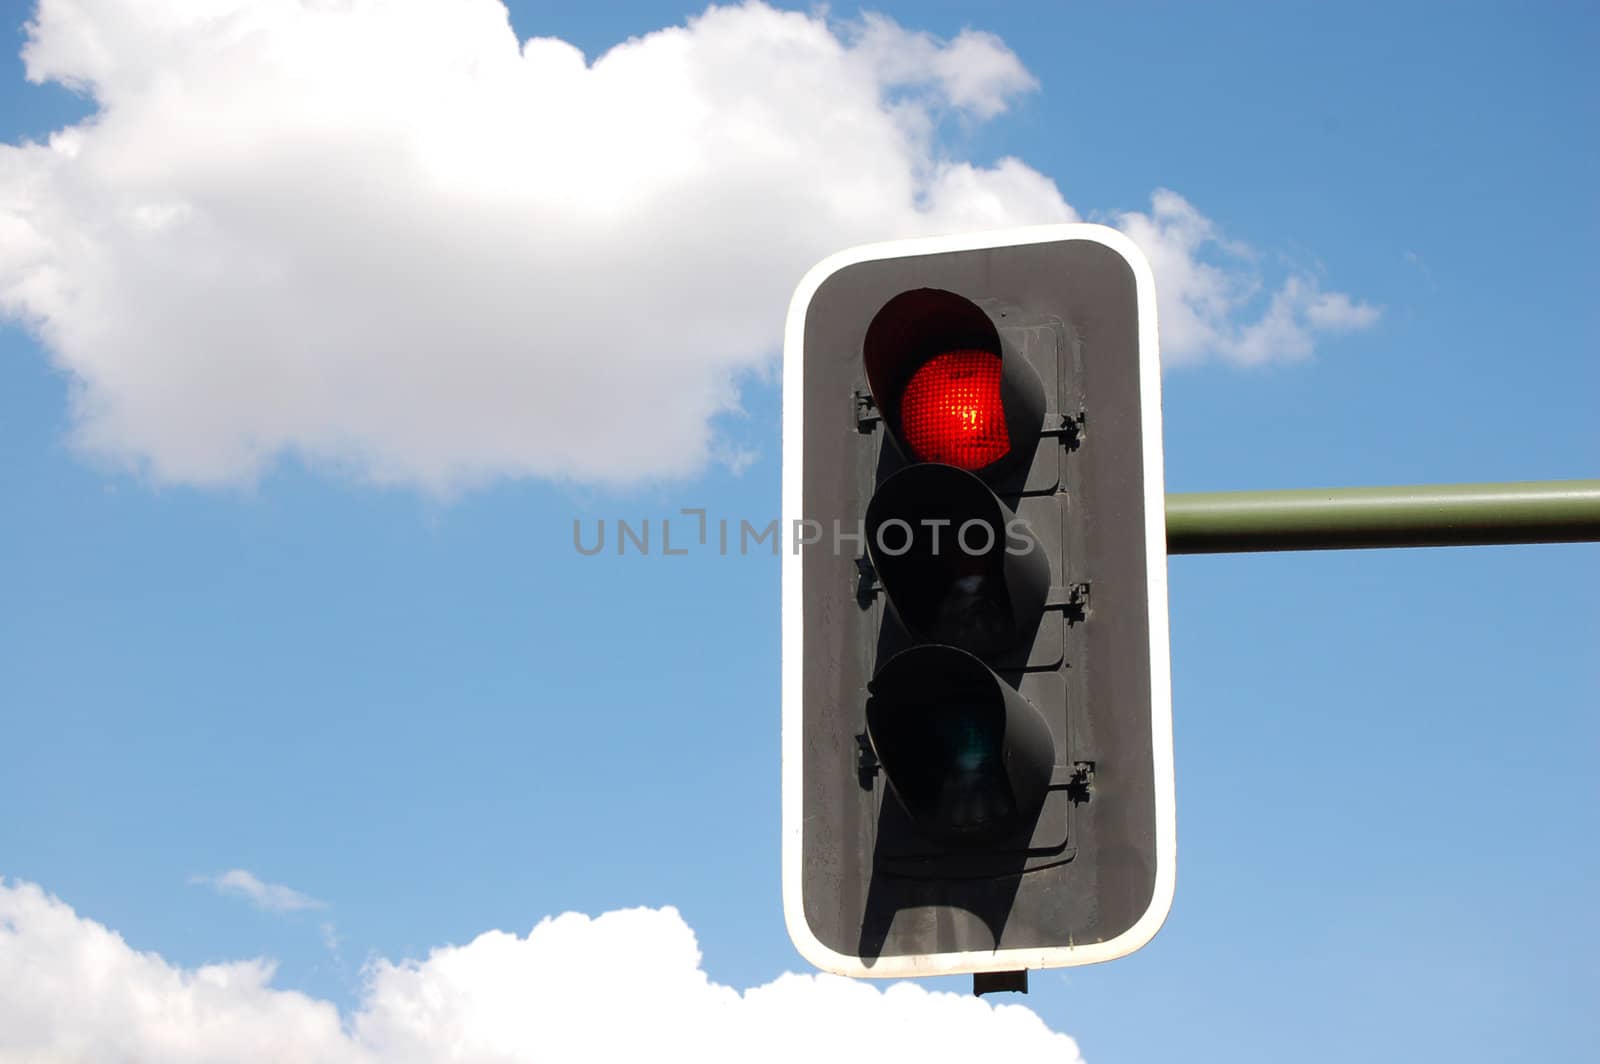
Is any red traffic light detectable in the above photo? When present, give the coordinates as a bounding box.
[862,288,1041,478]
[899,349,1010,469]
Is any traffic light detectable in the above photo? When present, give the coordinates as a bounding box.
[781,224,1174,979]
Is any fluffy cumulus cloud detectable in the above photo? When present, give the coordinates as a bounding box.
[1116,190,1380,367]
[0,879,1084,1062]
[0,0,1375,493]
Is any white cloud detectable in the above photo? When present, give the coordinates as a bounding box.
[0,1,1375,494]
[191,869,327,913]
[0,879,1084,1062]
[1115,189,1381,367]
[320,921,343,961]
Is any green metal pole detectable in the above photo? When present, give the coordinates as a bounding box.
[1165,479,1600,554]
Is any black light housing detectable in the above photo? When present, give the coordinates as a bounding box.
[864,463,1049,662]
[862,288,1044,478]
[866,645,1054,845]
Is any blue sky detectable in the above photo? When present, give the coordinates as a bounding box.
[1,1,1595,1060]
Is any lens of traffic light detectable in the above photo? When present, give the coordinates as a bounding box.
[863,288,1043,476]
[867,645,1054,844]
[898,349,1009,469]
[864,463,1050,661]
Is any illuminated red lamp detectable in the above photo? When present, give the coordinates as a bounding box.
[898,349,1010,470]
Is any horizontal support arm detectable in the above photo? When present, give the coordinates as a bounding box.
[1165,480,1600,554]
